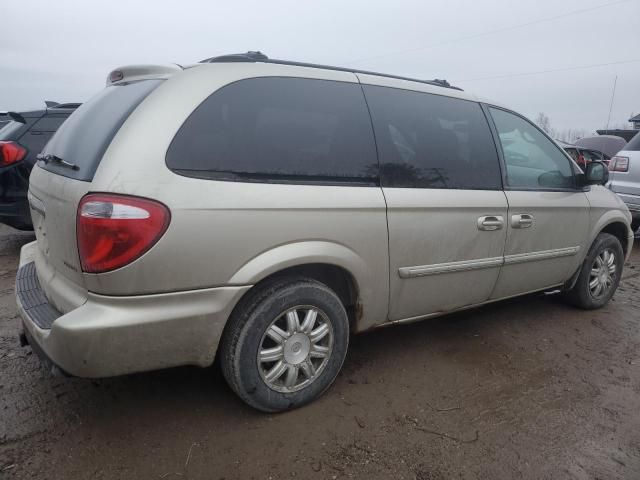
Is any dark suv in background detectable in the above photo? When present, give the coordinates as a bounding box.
[0,102,80,229]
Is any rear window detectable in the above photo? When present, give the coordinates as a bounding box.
[32,115,68,132]
[166,77,378,185]
[41,80,162,181]
[625,132,640,151]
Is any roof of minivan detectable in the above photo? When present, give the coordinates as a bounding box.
[200,51,463,91]
[203,62,488,103]
[200,53,514,108]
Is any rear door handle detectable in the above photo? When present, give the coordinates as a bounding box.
[511,214,534,228]
[477,215,504,231]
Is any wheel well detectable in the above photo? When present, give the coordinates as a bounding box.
[601,222,629,255]
[247,264,360,329]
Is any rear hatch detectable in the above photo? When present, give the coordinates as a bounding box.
[29,79,162,307]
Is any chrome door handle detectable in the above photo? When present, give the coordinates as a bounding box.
[477,215,504,231]
[511,214,534,228]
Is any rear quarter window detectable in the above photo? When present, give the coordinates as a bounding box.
[41,80,162,181]
[166,77,378,185]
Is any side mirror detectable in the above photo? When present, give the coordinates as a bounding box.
[584,161,609,186]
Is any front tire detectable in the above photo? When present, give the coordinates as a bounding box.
[219,277,349,412]
[565,233,624,309]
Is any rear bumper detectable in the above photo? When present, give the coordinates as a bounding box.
[16,243,250,378]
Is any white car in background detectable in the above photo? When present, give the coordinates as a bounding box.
[609,132,640,231]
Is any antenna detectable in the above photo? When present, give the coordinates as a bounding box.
[605,75,617,130]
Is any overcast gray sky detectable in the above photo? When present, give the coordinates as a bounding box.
[2,0,639,134]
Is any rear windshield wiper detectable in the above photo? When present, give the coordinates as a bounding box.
[37,153,79,171]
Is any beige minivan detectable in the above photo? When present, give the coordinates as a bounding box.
[16,52,633,411]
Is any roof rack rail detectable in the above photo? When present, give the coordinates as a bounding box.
[199,51,462,91]
[200,51,268,63]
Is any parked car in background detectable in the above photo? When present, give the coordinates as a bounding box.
[559,140,611,172]
[580,148,610,166]
[576,135,626,159]
[609,131,640,231]
[596,129,639,142]
[561,144,585,169]
[0,102,80,229]
[15,53,632,412]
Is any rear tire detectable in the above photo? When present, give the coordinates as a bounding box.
[564,233,623,309]
[219,276,349,412]
[631,219,640,233]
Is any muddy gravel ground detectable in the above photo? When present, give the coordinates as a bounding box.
[2,226,640,479]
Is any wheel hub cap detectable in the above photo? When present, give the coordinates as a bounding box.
[283,333,311,365]
[589,248,617,299]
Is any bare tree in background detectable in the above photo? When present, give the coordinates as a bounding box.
[535,112,558,139]
[535,112,552,133]
[533,112,601,143]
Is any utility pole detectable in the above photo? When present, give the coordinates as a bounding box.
[606,75,617,130]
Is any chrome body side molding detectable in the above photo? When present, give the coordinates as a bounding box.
[399,246,580,279]
[503,246,580,265]
[398,256,503,279]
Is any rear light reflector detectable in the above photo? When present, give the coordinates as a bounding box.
[0,141,27,167]
[77,194,170,273]
[609,156,629,172]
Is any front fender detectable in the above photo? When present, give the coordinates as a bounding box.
[585,186,634,261]
[589,210,634,261]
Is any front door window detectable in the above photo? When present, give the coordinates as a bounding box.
[490,108,575,190]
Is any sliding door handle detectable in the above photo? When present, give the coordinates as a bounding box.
[477,215,504,231]
[511,214,534,229]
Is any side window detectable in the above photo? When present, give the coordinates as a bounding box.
[362,85,502,190]
[167,77,378,184]
[489,108,574,189]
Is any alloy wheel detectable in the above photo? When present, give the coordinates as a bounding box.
[257,305,334,393]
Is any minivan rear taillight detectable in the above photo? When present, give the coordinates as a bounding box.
[0,141,27,167]
[609,156,629,172]
[77,194,170,273]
